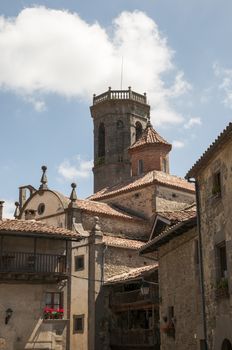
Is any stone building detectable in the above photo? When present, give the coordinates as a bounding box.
[104,265,160,350]
[186,122,232,350]
[0,213,81,350]
[11,88,196,350]
[140,207,203,350]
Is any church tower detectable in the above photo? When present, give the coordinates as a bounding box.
[90,87,150,192]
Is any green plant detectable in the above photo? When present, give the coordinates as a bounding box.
[95,156,105,166]
[216,277,228,290]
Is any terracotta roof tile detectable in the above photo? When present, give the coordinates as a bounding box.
[89,170,195,200]
[186,122,232,178]
[129,123,171,151]
[45,191,143,221]
[0,219,79,238]
[105,264,158,284]
[103,235,144,250]
[156,207,196,224]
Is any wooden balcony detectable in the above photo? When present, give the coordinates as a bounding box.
[110,285,159,310]
[0,251,67,282]
[110,329,160,349]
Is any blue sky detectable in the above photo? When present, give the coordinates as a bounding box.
[0,0,232,217]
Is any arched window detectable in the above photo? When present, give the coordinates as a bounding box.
[98,123,105,158]
[135,122,142,141]
[222,339,232,350]
[138,159,144,175]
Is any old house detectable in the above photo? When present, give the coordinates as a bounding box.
[186,122,232,350]
[140,207,202,350]
[0,205,81,350]
[104,265,160,350]
[12,88,196,349]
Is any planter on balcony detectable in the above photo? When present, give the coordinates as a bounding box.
[43,307,64,320]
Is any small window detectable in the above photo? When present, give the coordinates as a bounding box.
[212,171,221,196]
[217,242,227,279]
[138,160,143,175]
[162,158,167,173]
[73,315,84,333]
[75,255,84,271]
[135,122,142,141]
[38,203,45,215]
[117,120,124,129]
[118,154,123,163]
[45,292,63,309]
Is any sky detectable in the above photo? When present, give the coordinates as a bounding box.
[0,0,232,217]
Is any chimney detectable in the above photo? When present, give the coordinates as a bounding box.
[25,209,36,220]
[0,201,5,220]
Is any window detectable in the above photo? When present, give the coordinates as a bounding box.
[98,123,105,158]
[75,255,84,271]
[217,242,227,279]
[117,120,124,129]
[118,154,123,162]
[135,122,142,141]
[162,158,167,173]
[73,315,84,333]
[222,339,232,350]
[38,203,45,215]
[212,171,221,196]
[138,160,143,175]
[45,292,63,309]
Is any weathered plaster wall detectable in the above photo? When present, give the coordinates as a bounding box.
[159,228,201,350]
[0,283,67,350]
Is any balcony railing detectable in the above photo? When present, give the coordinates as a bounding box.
[0,251,67,274]
[110,285,159,307]
[93,88,147,105]
[110,329,160,347]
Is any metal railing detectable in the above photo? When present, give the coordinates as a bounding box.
[0,251,67,274]
[110,285,159,306]
[93,87,147,105]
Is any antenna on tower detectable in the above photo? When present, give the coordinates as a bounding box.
[120,56,124,90]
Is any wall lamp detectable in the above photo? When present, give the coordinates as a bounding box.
[5,308,13,324]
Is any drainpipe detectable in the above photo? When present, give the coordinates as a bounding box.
[188,178,208,350]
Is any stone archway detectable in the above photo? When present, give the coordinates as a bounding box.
[222,339,232,350]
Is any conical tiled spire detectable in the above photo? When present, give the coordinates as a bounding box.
[39,165,48,190]
[129,119,171,151]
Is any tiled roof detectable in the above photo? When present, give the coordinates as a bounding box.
[156,207,196,224]
[49,191,143,221]
[129,123,171,151]
[140,213,197,254]
[186,122,232,178]
[0,219,79,239]
[103,235,144,250]
[89,170,195,200]
[105,264,158,284]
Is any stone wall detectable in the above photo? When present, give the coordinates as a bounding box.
[158,228,201,350]
[155,185,195,212]
[104,246,155,280]
[197,138,232,350]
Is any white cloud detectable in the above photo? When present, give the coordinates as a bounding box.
[2,200,15,219]
[58,156,93,181]
[184,117,202,129]
[0,7,191,124]
[25,96,46,112]
[172,140,185,149]
[213,62,232,109]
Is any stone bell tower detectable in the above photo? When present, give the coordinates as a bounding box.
[90,87,150,192]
